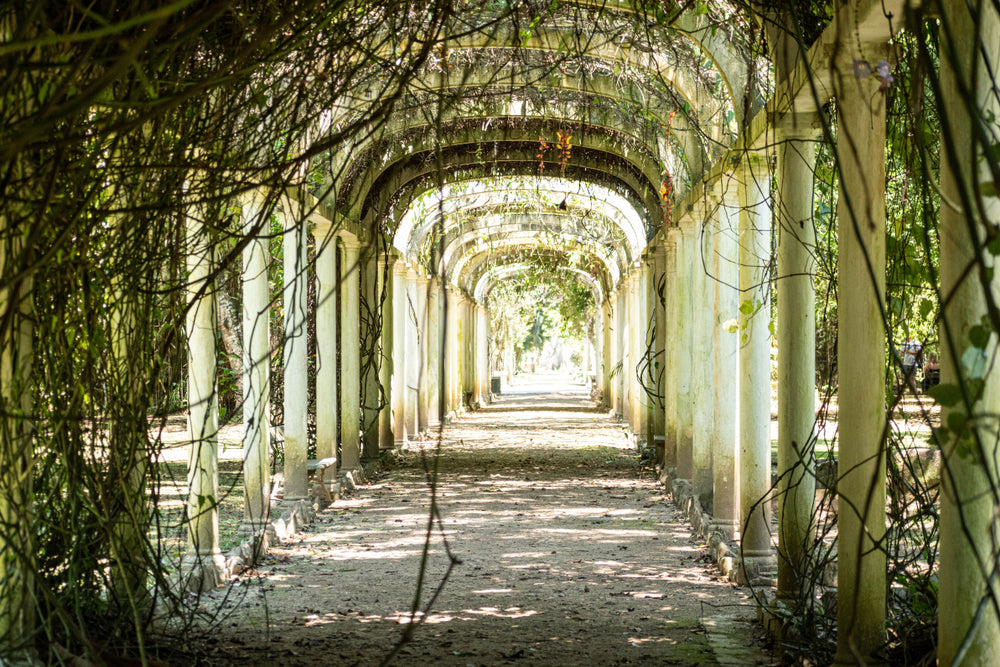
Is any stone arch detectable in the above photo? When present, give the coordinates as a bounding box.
[396,177,644,266]
[475,263,604,304]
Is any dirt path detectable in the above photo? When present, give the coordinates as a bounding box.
[196,375,772,666]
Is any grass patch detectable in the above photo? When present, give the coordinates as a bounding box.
[154,459,247,555]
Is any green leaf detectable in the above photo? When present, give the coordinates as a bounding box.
[970,324,991,349]
[988,235,1000,256]
[947,411,968,432]
[928,383,963,407]
[918,298,934,319]
[989,142,1000,164]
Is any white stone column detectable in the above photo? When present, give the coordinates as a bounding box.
[392,261,408,446]
[675,222,695,481]
[833,46,888,665]
[416,274,430,432]
[184,204,225,590]
[241,194,272,541]
[604,290,618,414]
[938,1,1000,661]
[463,297,475,403]
[621,277,632,426]
[445,287,460,415]
[649,244,666,460]
[614,286,629,419]
[315,230,338,470]
[456,294,470,409]
[361,249,382,462]
[427,279,443,426]
[710,179,741,538]
[404,268,420,436]
[378,255,395,451]
[456,292,466,411]
[737,154,775,580]
[690,212,715,499]
[663,231,679,473]
[601,299,612,406]
[340,235,362,473]
[108,229,148,607]
[281,210,309,501]
[624,273,635,431]
[476,304,489,405]
[632,268,647,442]
[775,116,821,604]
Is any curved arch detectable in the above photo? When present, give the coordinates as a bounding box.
[476,263,604,304]
[338,112,666,222]
[317,8,757,221]
[396,176,645,265]
[469,1,762,127]
[341,48,714,177]
[443,220,623,285]
[450,236,617,295]
[372,147,664,244]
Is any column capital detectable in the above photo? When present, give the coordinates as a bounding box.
[393,259,410,277]
[771,111,823,141]
[711,170,742,208]
[737,150,774,186]
[675,214,697,234]
[337,230,362,250]
[240,187,270,210]
[739,148,773,169]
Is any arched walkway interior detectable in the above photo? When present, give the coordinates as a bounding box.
[3,1,999,664]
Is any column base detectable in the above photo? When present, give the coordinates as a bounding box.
[736,552,777,586]
[180,552,228,593]
[238,521,272,563]
[270,498,315,540]
[338,469,363,492]
[708,519,740,542]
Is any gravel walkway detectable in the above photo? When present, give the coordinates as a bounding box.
[197,374,772,666]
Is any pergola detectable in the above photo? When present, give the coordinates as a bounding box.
[2,1,998,664]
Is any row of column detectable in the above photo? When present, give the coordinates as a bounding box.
[597,133,876,660]
[599,4,1000,660]
[183,214,495,590]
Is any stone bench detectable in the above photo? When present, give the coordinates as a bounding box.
[307,457,337,502]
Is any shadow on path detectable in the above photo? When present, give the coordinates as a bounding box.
[197,374,771,666]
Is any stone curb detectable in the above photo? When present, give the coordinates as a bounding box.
[664,474,777,590]
[221,457,384,580]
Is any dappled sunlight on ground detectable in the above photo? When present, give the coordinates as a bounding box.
[200,373,772,666]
